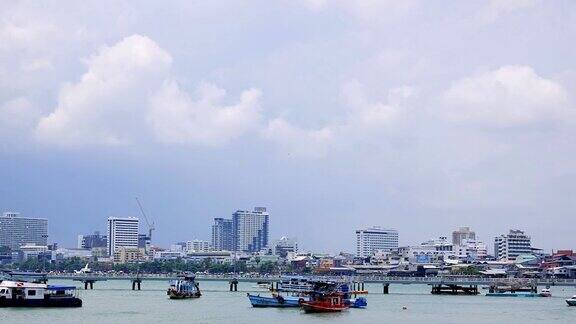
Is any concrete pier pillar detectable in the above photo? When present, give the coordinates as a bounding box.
[90,281,94,289]
[84,282,88,290]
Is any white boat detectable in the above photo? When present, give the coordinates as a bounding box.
[566,295,576,306]
[0,280,82,307]
[539,288,552,297]
[167,274,201,299]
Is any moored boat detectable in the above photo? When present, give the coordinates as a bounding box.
[247,293,308,307]
[167,274,201,299]
[300,292,349,313]
[539,288,552,297]
[566,295,576,306]
[0,280,82,307]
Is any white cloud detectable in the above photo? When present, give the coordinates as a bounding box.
[477,0,539,24]
[441,65,569,127]
[148,81,262,146]
[35,34,262,148]
[262,118,334,159]
[36,34,172,146]
[0,97,41,146]
[263,81,412,158]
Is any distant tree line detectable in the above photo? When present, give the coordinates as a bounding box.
[7,257,285,274]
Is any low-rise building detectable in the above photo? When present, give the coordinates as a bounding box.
[273,237,298,257]
[114,247,145,264]
[186,240,211,252]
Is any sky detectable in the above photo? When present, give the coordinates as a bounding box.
[1,0,575,253]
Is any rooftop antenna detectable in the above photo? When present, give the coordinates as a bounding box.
[135,197,155,241]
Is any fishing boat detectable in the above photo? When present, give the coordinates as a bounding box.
[247,292,309,307]
[300,292,349,313]
[167,274,201,299]
[539,288,552,297]
[0,280,82,307]
[566,295,576,306]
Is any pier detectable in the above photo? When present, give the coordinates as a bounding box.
[51,274,576,293]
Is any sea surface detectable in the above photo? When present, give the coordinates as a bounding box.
[1,279,575,323]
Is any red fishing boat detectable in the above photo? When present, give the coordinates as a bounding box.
[300,292,349,313]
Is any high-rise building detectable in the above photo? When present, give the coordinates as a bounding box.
[494,229,532,261]
[452,227,476,246]
[211,218,233,251]
[77,231,107,249]
[356,226,399,258]
[107,217,139,257]
[232,207,269,252]
[0,212,48,250]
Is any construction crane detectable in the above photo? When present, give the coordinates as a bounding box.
[135,197,155,241]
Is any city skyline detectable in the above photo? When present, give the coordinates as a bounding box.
[1,1,576,252]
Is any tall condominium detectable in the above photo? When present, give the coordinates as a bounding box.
[494,229,532,261]
[77,231,107,249]
[452,227,476,246]
[233,207,269,252]
[356,226,399,258]
[107,217,139,257]
[0,212,48,250]
[211,218,234,251]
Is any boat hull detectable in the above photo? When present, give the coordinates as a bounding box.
[567,299,576,306]
[301,302,348,313]
[247,294,305,307]
[0,297,82,308]
[168,291,201,299]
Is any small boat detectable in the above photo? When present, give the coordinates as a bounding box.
[346,297,367,309]
[300,292,349,313]
[251,282,271,290]
[167,274,201,299]
[247,293,308,307]
[0,280,82,307]
[539,288,552,297]
[566,295,576,306]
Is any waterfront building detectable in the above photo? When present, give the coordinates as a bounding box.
[113,246,144,264]
[273,237,298,257]
[20,244,49,260]
[77,231,107,249]
[232,207,269,252]
[452,227,476,246]
[400,237,455,263]
[211,218,234,251]
[154,250,185,260]
[107,217,139,257]
[355,226,399,258]
[186,239,211,252]
[454,239,488,261]
[0,212,48,250]
[494,229,532,261]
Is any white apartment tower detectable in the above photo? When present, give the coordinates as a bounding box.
[494,229,532,261]
[0,212,48,250]
[107,217,139,257]
[232,207,269,252]
[356,226,399,258]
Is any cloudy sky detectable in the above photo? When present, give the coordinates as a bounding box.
[1,0,575,252]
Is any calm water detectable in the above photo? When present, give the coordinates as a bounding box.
[1,280,575,323]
